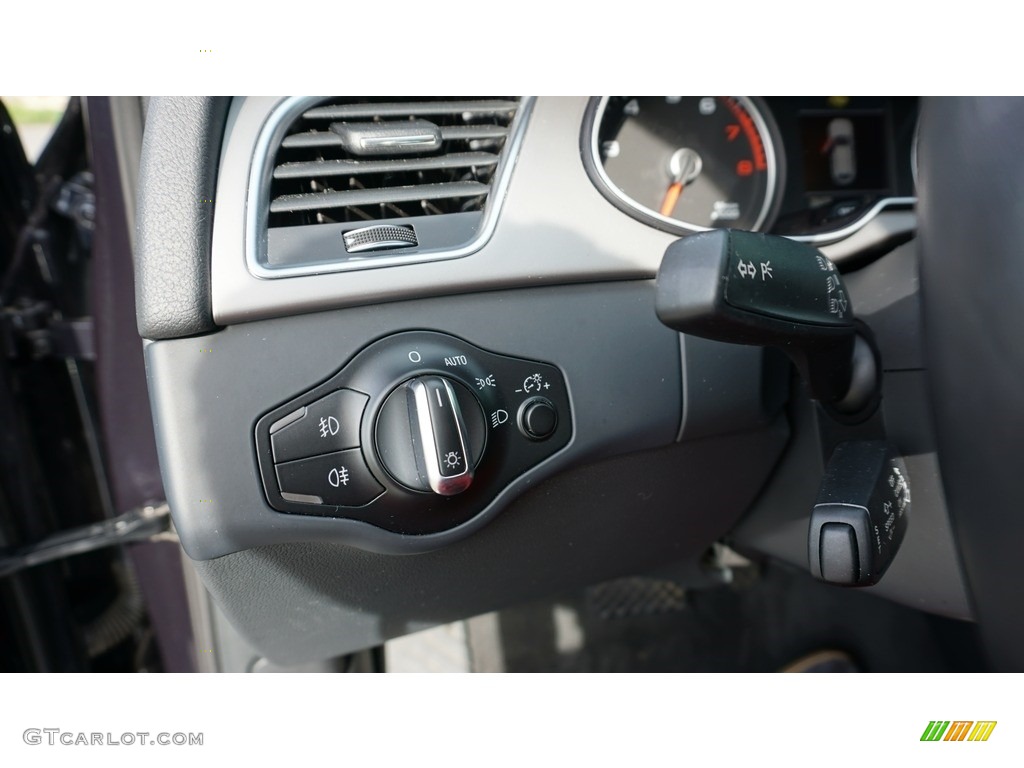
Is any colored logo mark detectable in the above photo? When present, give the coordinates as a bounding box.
[921,721,997,742]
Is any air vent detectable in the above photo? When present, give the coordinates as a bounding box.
[252,97,529,276]
[269,98,520,227]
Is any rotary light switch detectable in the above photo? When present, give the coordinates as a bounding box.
[375,375,487,496]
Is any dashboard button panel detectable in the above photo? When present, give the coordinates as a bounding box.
[253,331,573,535]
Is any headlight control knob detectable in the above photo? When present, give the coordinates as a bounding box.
[518,397,558,440]
[374,375,487,496]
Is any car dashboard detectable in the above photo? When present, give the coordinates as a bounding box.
[133,96,965,669]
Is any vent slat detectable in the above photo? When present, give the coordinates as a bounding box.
[303,100,519,120]
[281,124,509,150]
[274,151,499,180]
[270,181,490,214]
[280,131,341,149]
[437,125,510,141]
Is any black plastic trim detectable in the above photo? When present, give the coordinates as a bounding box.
[134,97,230,339]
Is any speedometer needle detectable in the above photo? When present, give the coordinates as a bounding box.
[660,148,702,217]
[660,182,684,216]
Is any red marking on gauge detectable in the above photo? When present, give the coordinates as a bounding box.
[721,97,767,171]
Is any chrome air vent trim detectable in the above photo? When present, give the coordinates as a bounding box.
[246,97,534,279]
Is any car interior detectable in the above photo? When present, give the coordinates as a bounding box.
[1,95,1019,673]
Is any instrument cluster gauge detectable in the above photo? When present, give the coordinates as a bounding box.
[583,97,784,235]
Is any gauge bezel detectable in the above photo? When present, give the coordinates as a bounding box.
[581,96,786,236]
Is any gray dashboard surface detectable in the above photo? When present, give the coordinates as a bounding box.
[148,279,791,661]
[147,281,731,560]
[192,430,787,664]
